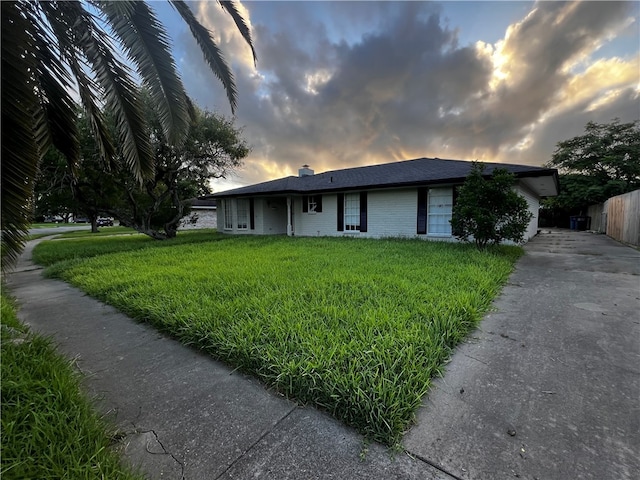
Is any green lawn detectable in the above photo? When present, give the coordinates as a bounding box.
[33,233,521,445]
[0,292,143,479]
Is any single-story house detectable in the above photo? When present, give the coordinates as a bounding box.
[180,195,217,230]
[213,157,559,242]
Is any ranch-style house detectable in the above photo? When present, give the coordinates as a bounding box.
[213,157,559,242]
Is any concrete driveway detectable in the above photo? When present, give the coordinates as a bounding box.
[404,229,640,480]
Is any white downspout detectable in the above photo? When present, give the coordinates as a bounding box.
[287,196,293,236]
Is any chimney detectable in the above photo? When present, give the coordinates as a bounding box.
[298,164,314,177]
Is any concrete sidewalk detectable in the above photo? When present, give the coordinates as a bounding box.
[5,230,639,479]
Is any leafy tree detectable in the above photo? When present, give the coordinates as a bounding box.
[542,174,631,213]
[545,119,640,211]
[35,114,128,233]
[1,0,255,270]
[451,162,533,249]
[35,100,249,239]
[33,149,76,223]
[108,100,250,239]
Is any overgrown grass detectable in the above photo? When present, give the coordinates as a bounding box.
[0,291,143,479]
[33,229,220,267]
[34,234,521,445]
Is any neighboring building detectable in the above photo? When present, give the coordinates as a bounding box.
[180,195,217,230]
[213,158,559,242]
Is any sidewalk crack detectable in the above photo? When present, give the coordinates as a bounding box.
[149,429,186,480]
[214,406,298,479]
[124,423,186,480]
[463,353,489,366]
[405,450,467,480]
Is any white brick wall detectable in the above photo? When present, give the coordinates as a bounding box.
[294,195,338,236]
[295,188,425,239]
[179,208,217,230]
[515,184,540,241]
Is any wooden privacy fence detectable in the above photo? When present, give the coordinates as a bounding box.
[587,202,605,232]
[603,189,640,247]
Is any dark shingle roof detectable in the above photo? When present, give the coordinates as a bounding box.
[214,157,557,197]
[189,195,217,207]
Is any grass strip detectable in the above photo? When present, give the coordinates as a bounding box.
[0,291,143,480]
[35,234,521,445]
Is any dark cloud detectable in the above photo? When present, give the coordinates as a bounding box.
[174,1,639,189]
[444,0,634,152]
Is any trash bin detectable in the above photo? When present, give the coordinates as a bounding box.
[569,216,578,230]
[575,216,590,231]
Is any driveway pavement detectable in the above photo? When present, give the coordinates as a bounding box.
[405,229,640,479]
[5,230,639,479]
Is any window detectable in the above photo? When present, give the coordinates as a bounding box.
[427,188,453,235]
[308,196,318,212]
[344,193,360,231]
[302,195,322,213]
[236,199,249,229]
[224,200,233,230]
[338,192,367,232]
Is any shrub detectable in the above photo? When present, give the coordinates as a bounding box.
[451,161,533,248]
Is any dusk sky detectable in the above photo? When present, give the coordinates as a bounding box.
[156,1,639,192]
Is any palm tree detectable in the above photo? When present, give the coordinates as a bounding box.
[1,0,255,270]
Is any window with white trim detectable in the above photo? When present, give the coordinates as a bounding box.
[303,195,322,214]
[427,188,453,235]
[344,193,360,231]
[224,200,233,230]
[236,199,249,229]
[308,196,318,212]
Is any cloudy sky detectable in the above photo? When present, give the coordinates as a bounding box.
[156,1,639,192]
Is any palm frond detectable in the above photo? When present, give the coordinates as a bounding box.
[57,2,153,182]
[219,0,257,65]
[39,1,115,171]
[97,0,191,144]
[32,1,79,156]
[93,40,154,182]
[169,0,238,113]
[40,75,80,171]
[68,62,117,170]
[1,1,43,270]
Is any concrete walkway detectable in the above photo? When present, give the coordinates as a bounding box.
[5,230,639,479]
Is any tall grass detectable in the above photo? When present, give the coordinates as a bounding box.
[33,229,221,267]
[0,291,142,479]
[35,234,521,445]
